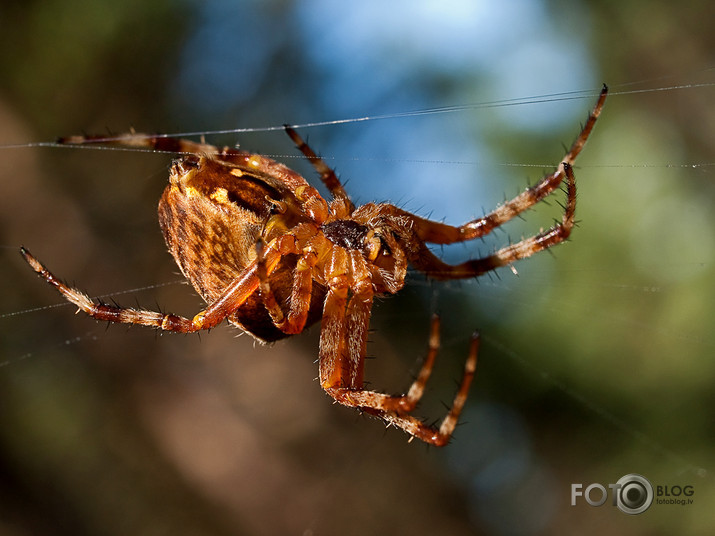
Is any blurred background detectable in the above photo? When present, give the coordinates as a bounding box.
[1,1,713,534]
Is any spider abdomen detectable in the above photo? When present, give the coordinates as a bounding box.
[158,154,324,342]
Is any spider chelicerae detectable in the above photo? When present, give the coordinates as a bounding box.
[21,86,607,446]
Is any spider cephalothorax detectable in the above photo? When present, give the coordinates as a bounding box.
[22,86,607,445]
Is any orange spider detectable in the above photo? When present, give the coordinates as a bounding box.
[21,86,607,445]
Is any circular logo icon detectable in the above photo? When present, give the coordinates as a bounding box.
[616,474,653,515]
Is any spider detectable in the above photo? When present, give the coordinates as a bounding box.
[21,86,607,446]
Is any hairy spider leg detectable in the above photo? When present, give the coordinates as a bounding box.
[317,246,478,445]
[366,330,479,446]
[59,132,333,212]
[399,84,607,247]
[57,131,223,156]
[255,233,317,335]
[326,314,465,412]
[284,126,355,211]
[20,246,283,333]
[408,163,577,279]
[455,84,607,242]
[402,314,448,412]
[321,305,479,446]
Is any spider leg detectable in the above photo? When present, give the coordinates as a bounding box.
[256,237,314,335]
[452,85,606,243]
[20,247,281,333]
[562,84,609,165]
[58,131,332,215]
[390,85,607,246]
[401,314,444,412]
[317,249,477,445]
[409,163,577,280]
[284,126,355,210]
[320,308,479,446]
[58,132,222,156]
[323,314,450,412]
[364,331,478,447]
[59,131,332,220]
[318,247,359,388]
